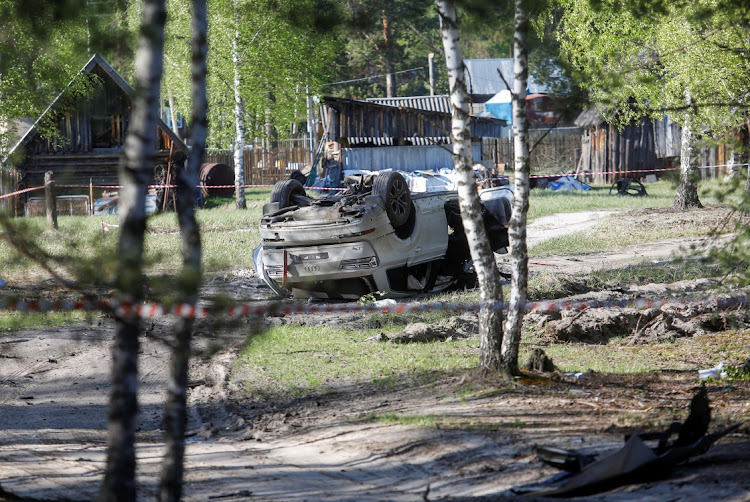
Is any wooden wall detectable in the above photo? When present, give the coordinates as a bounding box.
[482,127,581,175]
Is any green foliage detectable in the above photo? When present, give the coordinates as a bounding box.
[328,0,442,98]
[724,360,750,382]
[555,0,750,134]
[162,0,339,147]
[702,174,750,286]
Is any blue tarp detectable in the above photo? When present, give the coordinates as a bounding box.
[0,276,6,288]
[547,176,591,191]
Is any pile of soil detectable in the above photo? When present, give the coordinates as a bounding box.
[529,286,750,345]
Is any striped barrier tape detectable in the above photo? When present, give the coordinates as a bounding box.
[3,162,745,201]
[0,293,746,319]
[0,185,46,200]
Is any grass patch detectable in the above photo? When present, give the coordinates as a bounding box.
[527,182,674,220]
[527,178,737,220]
[528,330,750,375]
[236,323,478,396]
[0,311,88,332]
[0,188,269,282]
[529,215,719,257]
[588,259,724,286]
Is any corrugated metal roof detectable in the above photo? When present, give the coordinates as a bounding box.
[464,58,550,96]
[366,95,451,114]
[345,137,450,146]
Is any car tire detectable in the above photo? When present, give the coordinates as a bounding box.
[373,172,411,227]
[270,179,306,208]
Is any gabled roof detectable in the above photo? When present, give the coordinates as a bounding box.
[3,53,186,163]
[574,108,605,128]
[464,58,552,96]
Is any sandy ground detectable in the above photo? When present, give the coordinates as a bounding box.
[1,208,749,501]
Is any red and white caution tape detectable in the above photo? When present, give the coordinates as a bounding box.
[0,293,746,319]
[0,186,45,200]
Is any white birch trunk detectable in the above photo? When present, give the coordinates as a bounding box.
[233,0,246,209]
[102,0,166,499]
[673,90,702,209]
[501,0,531,377]
[437,0,504,372]
[158,0,206,499]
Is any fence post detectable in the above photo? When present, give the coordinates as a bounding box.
[45,171,57,230]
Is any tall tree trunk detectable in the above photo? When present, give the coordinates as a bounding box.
[501,0,530,378]
[382,9,395,98]
[233,0,246,209]
[437,0,504,372]
[673,90,702,209]
[100,0,166,499]
[157,0,206,500]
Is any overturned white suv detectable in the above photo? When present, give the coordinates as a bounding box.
[253,171,513,300]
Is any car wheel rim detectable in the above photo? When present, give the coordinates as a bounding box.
[389,179,409,217]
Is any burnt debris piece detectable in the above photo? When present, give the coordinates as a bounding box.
[512,388,742,497]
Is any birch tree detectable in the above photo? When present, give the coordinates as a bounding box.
[232,0,247,209]
[673,90,702,209]
[437,0,505,373]
[101,0,166,499]
[158,0,207,499]
[501,0,531,376]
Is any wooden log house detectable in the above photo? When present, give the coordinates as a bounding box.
[0,54,187,216]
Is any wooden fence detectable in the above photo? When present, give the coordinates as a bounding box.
[482,127,582,176]
[204,142,311,187]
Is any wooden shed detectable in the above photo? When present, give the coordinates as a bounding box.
[575,109,682,184]
[318,96,506,173]
[0,54,186,215]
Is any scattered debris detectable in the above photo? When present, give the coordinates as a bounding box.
[548,176,591,191]
[386,316,478,344]
[389,323,446,344]
[373,299,397,308]
[610,178,648,196]
[564,370,594,380]
[699,362,727,381]
[512,388,742,497]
